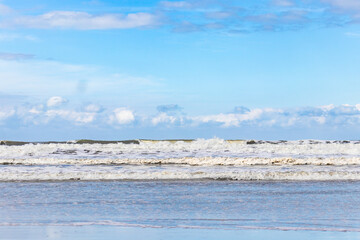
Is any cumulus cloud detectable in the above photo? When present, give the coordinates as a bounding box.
[192,108,276,127]
[319,104,335,111]
[184,104,360,128]
[29,105,44,115]
[111,108,135,125]
[47,96,68,107]
[7,11,159,30]
[328,104,360,116]
[84,104,103,113]
[152,112,177,125]
[45,109,96,124]
[4,103,360,137]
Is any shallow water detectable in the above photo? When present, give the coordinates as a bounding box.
[1,139,360,239]
[3,226,360,240]
[1,181,360,232]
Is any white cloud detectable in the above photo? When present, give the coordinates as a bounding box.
[193,113,241,127]
[29,105,44,115]
[346,32,360,37]
[320,104,335,111]
[47,96,68,107]
[111,108,135,124]
[45,109,96,124]
[0,3,12,15]
[0,0,359,35]
[8,11,159,30]
[272,0,294,7]
[0,108,15,121]
[84,104,103,113]
[0,52,34,61]
[322,0,360,11]
[314,116,326,124]
[0,33,37,41]
[328,104,360,115]
[152,113,177,125]
[321,0,360,23]
[0,0,356,34]
[192,109,278,127]
[160,1,192,9]
[4,103,360,132]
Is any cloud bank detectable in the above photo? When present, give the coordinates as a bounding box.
[10,11,159,30]
[0,1,360,32]
[2,100,360,131]
[2,98,360,140]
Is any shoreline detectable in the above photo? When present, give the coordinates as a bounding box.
[1,225,360,240]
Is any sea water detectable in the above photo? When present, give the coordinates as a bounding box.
[1,139,360,239]
[1,138,360,181]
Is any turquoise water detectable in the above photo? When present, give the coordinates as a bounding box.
[1,181,360,239]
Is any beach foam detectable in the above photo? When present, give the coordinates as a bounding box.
[1,138,360,181]
[1,138,360,160]
[1,165,359,181]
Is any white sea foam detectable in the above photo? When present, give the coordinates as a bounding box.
[1,138,360,161]
[1,139,360,181]
[1,165,360,181]
[1,156,360,166]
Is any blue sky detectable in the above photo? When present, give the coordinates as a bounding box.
[1,0,360,140]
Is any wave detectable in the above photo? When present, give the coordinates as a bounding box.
[1,156,360,166]
[2,138,360,181]
[0,139,140,146]
[1,138,359,146]
[1,165,360,181]
[2,138,360,161]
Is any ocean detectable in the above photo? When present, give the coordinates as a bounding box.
[1,139,360,239]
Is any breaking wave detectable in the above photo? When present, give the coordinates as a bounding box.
[1,165,360,181]
[1,138,360,181]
